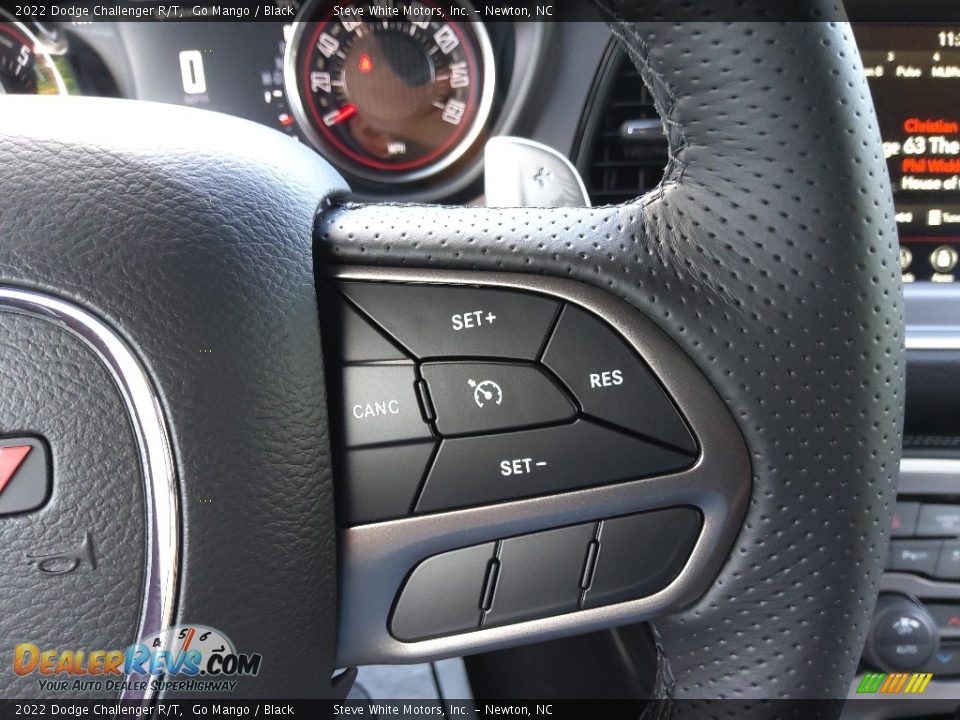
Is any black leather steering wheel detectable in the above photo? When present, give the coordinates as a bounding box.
[0,1,903,703]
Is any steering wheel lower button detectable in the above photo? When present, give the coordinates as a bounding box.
[391,543,494,641]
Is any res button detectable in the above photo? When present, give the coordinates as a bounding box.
[341,283,560,360]
[543,306,696,454]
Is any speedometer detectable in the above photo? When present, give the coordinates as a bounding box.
[0,14,66,96]
[284,0,494,184]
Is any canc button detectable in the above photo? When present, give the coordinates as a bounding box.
[543,306,697,454]
[339,364,433,448]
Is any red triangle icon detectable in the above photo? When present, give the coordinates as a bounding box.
[0,446,32,495]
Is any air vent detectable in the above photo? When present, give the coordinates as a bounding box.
[579,48,668,205]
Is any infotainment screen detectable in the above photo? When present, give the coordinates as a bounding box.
[855,24,960,282]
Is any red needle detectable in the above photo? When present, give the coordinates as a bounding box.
[330,103,358,125]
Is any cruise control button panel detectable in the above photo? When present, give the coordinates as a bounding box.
[323,282,700,526]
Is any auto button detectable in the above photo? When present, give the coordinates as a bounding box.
[421,361,576,436]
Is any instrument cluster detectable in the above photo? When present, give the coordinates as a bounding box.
[2,2,530,201]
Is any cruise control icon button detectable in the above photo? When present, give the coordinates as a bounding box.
[469,379,503,408]
[422,362,576,436]
[0,437,50,516]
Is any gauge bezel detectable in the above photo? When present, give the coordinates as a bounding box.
[0,11,67,96]
[283,0,496,186]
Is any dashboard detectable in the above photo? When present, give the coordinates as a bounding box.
[5,11,960,287]
[0,4,550,201]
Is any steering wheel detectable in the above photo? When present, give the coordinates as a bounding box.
[0,1,903,702]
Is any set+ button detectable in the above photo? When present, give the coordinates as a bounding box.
[341,283,561,360]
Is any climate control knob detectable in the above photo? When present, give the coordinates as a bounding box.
[864,594,938,672]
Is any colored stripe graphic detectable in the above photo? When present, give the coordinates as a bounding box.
[856,672,932,694]
[894,673,910,693]
[905,673,933,694]
[856,673,885,693]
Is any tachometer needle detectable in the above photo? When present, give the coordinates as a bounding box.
[324,103,358,126]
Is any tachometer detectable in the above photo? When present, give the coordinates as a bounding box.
[0,15,66,96]
[284,0,494,184]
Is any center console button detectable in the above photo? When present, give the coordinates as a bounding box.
[341,283,560,360]
[421,361,577,436]
[916,504,960,537]
[892,501,921,538]
[484,524,597,627]
[415,420,693,513]
[339,364,433,448]
[542,306,696,454]
[924,604,960,630]
[936,540,960,580]
[888,540,942,576]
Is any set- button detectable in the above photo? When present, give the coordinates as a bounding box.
[416,420,692,513]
